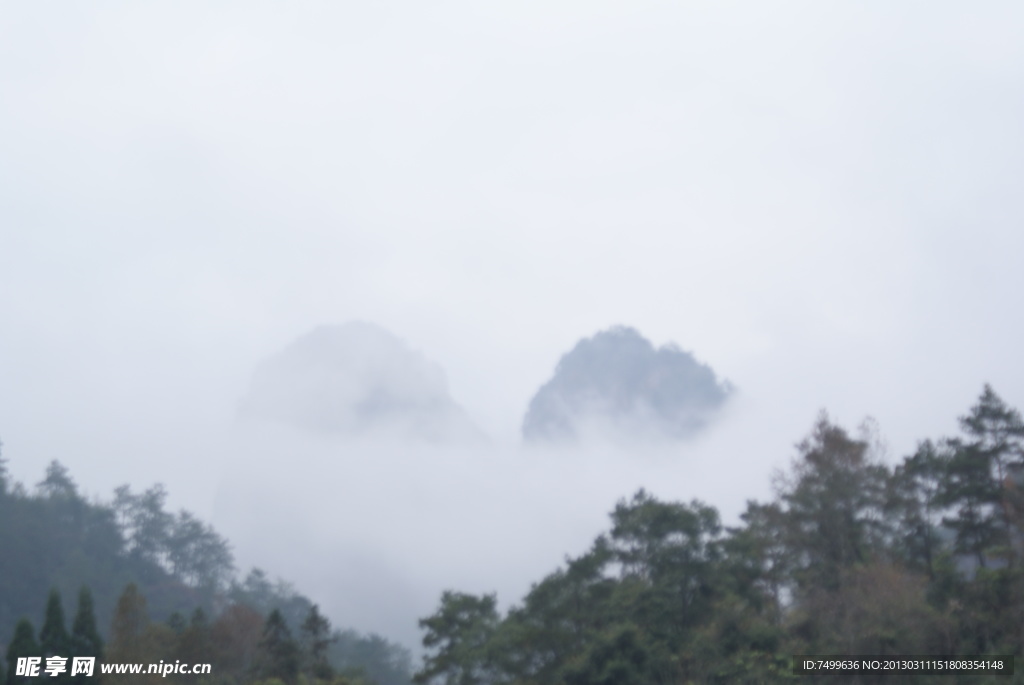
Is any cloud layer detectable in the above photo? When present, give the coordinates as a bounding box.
[240,322,482,443]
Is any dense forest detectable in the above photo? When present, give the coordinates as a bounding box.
[0,456,413,685]
[414,386,1024,684]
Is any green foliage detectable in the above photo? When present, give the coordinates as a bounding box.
[0,462,236,646]
[173,607,212,666]
[5,619,39,685]
[561,625,658,685]
[329,629,413,685]
[39,589,71,685]
[775,415,891,593]
[414,592,500,685]
[40,589,70,657]
[415,386,1024,683]
[68,587,103,685]
[300,605,336,680]
[258,609,301,685]
[0,439,8,496]
[229,568,315,637]
[939,385,1024,570]
[0,458,412,685]
[608,490,722,647]
[7,384,1024,683]
[71,587,104,658]
[887,440,947,578]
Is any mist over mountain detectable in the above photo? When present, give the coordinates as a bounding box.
[239,322,482,442]
[523,326,733,442]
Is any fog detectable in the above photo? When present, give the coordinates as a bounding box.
[239,321,483,442]
[2,0,1024,653]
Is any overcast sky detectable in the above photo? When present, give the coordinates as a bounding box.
[2,1,1023,649]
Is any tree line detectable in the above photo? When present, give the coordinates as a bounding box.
[0,454,413,685]
[413,385,1024,684]
[3,582,376,685]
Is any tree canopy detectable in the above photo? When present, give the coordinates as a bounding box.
[417,386,1024,684]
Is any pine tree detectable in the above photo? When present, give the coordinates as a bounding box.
[0,438,8,496]
[940,437,1002,569]
[413,592,500,685]
[40,589,71,684]
[257,609,300,684]
[776,415,890,593]
[300,604,335,680]
[6,619,40,685]
[958,384,1024,566]
[889,440,947,579]
[70,587,103,684]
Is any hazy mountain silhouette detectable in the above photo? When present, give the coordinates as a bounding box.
[523,326,732,442]
[240,321,482,442]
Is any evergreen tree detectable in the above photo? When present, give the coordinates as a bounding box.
[562,625,654,685]
[39,589,71,684]
[300,604,335,680]
[414,592,499,685]
[0,438,8,496]
[607,489,722,647]
[36,462,78,501]
[721,500,789,626]
[70,587,103,684]
[958,384,1024,566]
[887,440,947,579]
[939,437,1004,569]
[328,630,414,685]
[257,609,300,684]
[776,415,890,593]
[6,619,40,685]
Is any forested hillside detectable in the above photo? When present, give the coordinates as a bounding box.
[5,384,1023,684]
[0,457,413,685]
[415,386,1024,684]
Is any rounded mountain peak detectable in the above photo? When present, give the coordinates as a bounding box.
[523,326,732,442]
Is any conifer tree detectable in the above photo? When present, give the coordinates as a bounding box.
[958,384,1024,565]
[0,438,8,496]
[940,437,1001,568]
[70,587,103,684]
[6,619,40,685]
[414,592,500,685]
[40,589,71,684]
[300,604,335,680]
[776,415,890,593]
[888,440,947,579]
[257,609,300,684]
